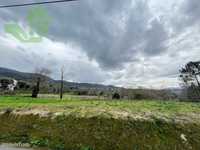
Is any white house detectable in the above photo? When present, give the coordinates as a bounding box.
[0,79,18,91]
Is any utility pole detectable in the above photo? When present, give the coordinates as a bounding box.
[60,66,64,100]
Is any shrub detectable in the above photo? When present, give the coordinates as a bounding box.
[112,92,120,99]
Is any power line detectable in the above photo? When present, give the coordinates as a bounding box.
[0,0,78,8]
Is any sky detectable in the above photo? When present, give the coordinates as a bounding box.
[0,0,200,89]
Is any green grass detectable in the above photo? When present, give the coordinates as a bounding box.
[1,95,200,150]
[0,95,200,119]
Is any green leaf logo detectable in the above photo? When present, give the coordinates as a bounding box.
[4,6,51,43]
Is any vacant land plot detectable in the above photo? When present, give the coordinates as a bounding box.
[0,95,200,150]
[0,95,200,119]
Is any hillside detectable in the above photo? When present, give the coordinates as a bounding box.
[0,67,33,81]
[0,67,180,99]
[0,67,117,91]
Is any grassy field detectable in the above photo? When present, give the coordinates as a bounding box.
[0,95,200,120]
[0,95,200,150]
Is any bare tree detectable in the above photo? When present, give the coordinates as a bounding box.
[60,66,64,100]
[32,67,52,98]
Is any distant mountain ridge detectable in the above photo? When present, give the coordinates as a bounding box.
[0,67,117,91]
[0,67,56,81]
[0,67,180,100]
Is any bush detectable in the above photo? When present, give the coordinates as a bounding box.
[112,93,120,99]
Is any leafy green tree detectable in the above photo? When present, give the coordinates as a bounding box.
[180,61,200,100]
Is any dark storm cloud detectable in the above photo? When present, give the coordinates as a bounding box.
[0,0,170,69]
[47,0,131,69]
[46,0,169,69]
